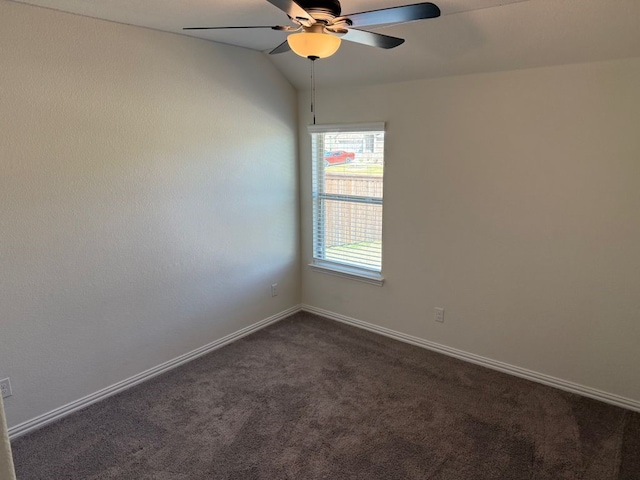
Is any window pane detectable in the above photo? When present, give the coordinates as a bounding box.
[316,199,382,270]
[321,132,384,195]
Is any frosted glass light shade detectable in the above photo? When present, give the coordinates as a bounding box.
[287,32,341,59]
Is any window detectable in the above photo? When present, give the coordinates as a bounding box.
[309,123,385,285]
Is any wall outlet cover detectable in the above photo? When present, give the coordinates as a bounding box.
[0,378,12,398]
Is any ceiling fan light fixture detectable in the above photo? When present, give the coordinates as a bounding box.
[287,31,341,59]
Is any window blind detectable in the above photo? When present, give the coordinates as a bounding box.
[310,123,385,273]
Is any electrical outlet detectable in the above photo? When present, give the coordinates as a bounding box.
[434,307,445,323]
[0,378,12,399]
[271,283,278,297]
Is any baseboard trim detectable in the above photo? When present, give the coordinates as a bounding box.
[301,304,640,413]
[8,305,302,440]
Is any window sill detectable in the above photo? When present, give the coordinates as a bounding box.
[309,261,384,287]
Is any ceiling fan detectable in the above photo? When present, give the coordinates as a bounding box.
[184,0,441,59]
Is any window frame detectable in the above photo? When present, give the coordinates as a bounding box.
[308,122,386,286]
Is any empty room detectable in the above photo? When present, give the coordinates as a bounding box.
[1,0,639,478]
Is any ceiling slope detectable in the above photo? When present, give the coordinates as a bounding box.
[11,0,640,88]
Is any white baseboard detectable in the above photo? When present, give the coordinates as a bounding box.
[10,303,638,440]
[301,304,640,413]
[8,305,302,440]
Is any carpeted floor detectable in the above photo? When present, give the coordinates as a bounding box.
[11,312,640,479]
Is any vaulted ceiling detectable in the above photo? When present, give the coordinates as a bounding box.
[11,0,640,89]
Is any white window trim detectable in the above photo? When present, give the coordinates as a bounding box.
[309,259,385,287]
[307,122,385,134]
[308,122,386,286]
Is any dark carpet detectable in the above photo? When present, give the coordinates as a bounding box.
[11,312,640,479]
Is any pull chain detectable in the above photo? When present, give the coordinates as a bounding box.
[310,56,318,125]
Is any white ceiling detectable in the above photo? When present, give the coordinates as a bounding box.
[11,0,640,89]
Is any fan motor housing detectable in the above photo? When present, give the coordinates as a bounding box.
[297,0,342,21]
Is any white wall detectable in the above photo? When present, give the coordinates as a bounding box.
[300,58,640,403]
[0,1,299,428]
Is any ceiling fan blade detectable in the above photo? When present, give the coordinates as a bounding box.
[269,40,292,55]
[341,29,405,49]
[265,0,315,25]
[342,2,440,28]
[183,26,283,30]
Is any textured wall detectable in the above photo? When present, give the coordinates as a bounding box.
[0,1,299,428]
[300,58,640,403]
